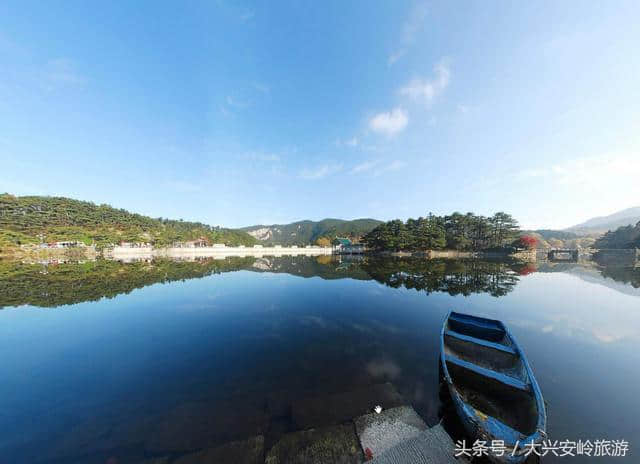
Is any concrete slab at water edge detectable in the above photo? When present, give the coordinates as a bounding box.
[370,425,462,464]
[264,424,362,464]
[354,406,427,458]
[425,423,458,457]
[292,383,404,430]
[172,435,264,464]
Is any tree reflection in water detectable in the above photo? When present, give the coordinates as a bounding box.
[598,265,640,288]
[360,258,522,297]
[1,255,638,309]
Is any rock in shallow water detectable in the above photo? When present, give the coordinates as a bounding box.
[292,383,404,430]
[265,424,362,464]
[172,435,264,464]
[145,400,266,453]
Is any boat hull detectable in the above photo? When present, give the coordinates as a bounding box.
[440,311,546,464]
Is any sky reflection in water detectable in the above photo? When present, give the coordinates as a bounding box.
[0,257,638,463]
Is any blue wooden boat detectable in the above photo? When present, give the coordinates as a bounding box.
[440,311,546,463]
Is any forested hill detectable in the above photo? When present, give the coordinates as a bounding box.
[594,221,640,249]
[0,194,257,249]
[241,218,382,246]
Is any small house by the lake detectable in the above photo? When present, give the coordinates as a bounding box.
[52,241,82,248]
[184,238,208,248]
[332,238,366,254]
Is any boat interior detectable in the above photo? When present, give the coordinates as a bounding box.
[443,312,538,435]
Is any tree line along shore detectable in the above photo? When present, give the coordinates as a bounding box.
[1,194,638,259]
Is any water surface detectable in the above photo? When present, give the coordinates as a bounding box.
[1,257,638,463]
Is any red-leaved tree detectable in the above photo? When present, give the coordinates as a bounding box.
[518,235,538,250]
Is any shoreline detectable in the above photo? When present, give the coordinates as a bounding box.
[370,249,537,261]
[105,245,333,261]
[2,245,536,262]
[7,245,636,267]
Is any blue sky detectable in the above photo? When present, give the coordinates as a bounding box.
[1,1,639,229]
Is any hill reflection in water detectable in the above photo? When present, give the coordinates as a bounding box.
[1,255,639,464]
[1,255,638,309]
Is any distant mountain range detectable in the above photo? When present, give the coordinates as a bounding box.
[241,218,382,246]
[566,206,640,235]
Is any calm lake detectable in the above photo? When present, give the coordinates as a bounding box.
[1,256,638,463]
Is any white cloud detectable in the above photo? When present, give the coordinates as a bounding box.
[517,153,640,188]
[385,160,407,171]
[399,60,450,104]
[553,154,640,188]
[515,168,547,180]
[388,51,406,66]
[226,95,249,109]
[388,2,428,66]
[366,357,401,379]
[223,83,269,113]
[374,160,407,176]
[401,3,429,43]
[351,159,407,176]
[345,136,359,147]
[351,160,380,173]
[298,163,343,180]
[337,136,359,148]
[252,82,269,94]
[514,152,640,228]
[219,104,231,117]
[242,151,280,162]
[369,108,409,136]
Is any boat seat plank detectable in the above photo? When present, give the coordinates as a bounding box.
[448,313,505,341]
[444,355,529,392]
[449,312,502,331]
[444,330,516,355]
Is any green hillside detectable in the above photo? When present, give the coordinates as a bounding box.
[0,193,257,250]
[241,218,382,245]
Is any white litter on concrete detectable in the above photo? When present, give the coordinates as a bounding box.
[354,405,428,458]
